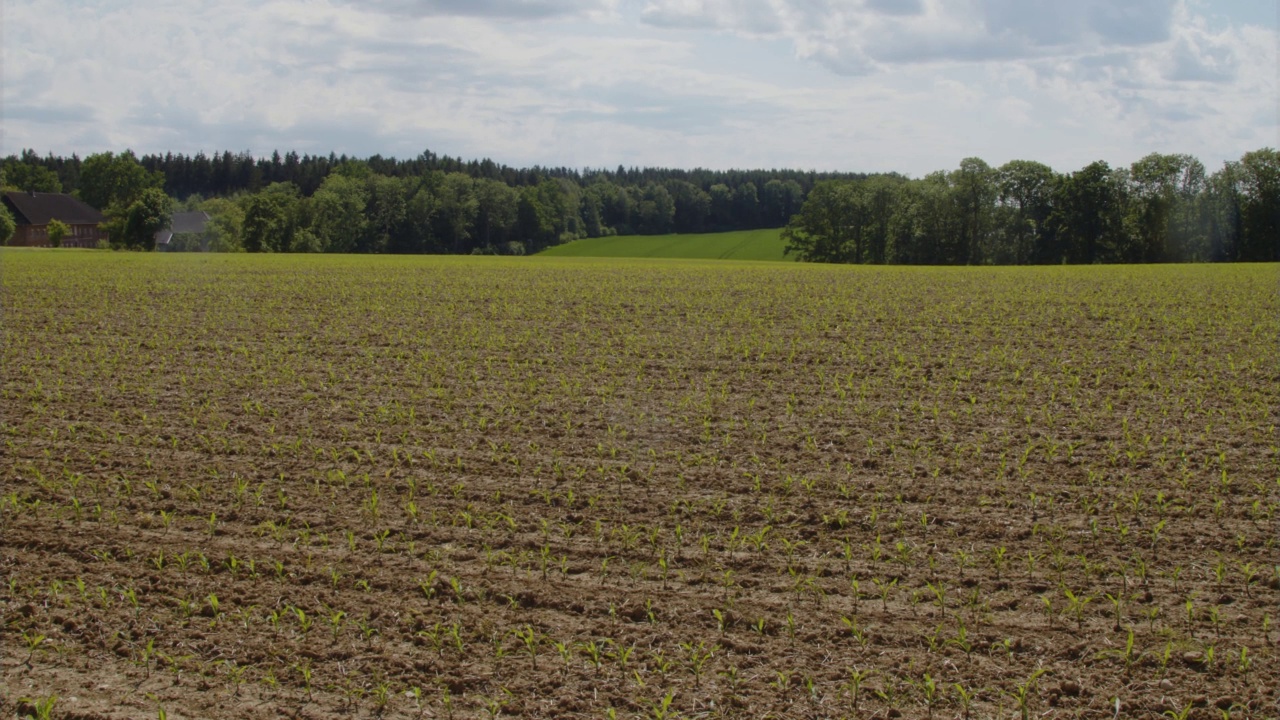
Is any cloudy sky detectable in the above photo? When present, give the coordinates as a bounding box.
[2,0,1275,176]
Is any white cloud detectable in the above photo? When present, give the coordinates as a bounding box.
[632,0,1186,73]
[0,0,1274,176]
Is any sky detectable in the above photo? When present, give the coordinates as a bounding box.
[1,0,1276,176]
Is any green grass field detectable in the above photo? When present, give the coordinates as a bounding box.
[539,228,793,261]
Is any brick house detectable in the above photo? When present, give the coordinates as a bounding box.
[2,191,108,248]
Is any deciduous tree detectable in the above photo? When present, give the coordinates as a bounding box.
[47,219,70,248]
[79,151,164,211]
[1236,148,1280,261]
[122,188,172,251]
[0,202,16,245]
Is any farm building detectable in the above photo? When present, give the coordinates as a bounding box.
[2,190,108,248]
[155,211,211,251]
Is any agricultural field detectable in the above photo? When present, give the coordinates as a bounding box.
[2,250,1278,720]
[539,229,791,261]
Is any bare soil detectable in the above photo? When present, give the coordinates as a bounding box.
[2,254,1277,719]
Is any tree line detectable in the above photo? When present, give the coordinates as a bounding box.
[783,152,1278,264]
[0,149,834,253]
[1,147,1275,261]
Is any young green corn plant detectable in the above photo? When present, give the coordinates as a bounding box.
[296,663,315,701]
[914,673,939,718]
[328,610,346,641]
[547,639,571,675]
[843,666,873,711]
[840,616,868,648]
[372,681,394,712]
[1238,562,1258,597]
[610,643,636,671]
[873,577,897,613]
[1096,628,1141,675]
[1105,592,1126,630]
[772,669,792,695]
[873,675,901,713]
[948,623,975,662]
[19,695,57,720]
[953,683,977,720]
[1007,667,1047,720]
[1208,605,1223,639]
[417,624,446,656]
[448,623,465,654]
[123,586,141,619]
[21,631,47,666]
[137,637,156,677]
[513,625,538,669]
[292,606,312,635]
[1063,588,1092,629]
[449,577,466,604]
[580,639,605,674]
[990,546,1008,579]
[222,660,248,696]
[649,691,677,720]
[1024,551,1042,579]
[680,641,714,687]
[418,570,439,600]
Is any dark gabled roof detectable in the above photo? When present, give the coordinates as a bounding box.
[170,211,210,234]
[155,211,210,246]
[2,191,106,225]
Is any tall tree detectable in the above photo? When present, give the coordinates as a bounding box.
[783,181,860,263]
[994,160,1057,264]
[199,197,245,252]
[0,161,62,192]
[1202,163,1243,262]
[362,175,408,253]
[761,179,804,227]
[635,183,676,234]
[122,188,173,251]
[708,184,734,230]
[1127,153,1206,262]
[79,151,164,211]
[732,182,760,229]
[433,173,478,253]
[1050,161,1128,263]
[473,179,519,249]
[665,180,711,233]
[950,158,996,264]
[586,180,629,235]
[887,173,959,264]
[241,183,300,252]
[1236,148,1280,261]
[309,174,368,253]
[859,175,905,264]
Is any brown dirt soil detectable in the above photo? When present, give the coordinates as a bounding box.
[2,253,1278,719]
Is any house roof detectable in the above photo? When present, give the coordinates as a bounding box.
[170,211,210,234]
[155,211,210,245]
[2,191,106,225]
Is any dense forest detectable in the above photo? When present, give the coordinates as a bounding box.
[1,147,1276,262]
[783,153,1278,264]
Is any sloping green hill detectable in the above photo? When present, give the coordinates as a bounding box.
[540,229,794,261]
